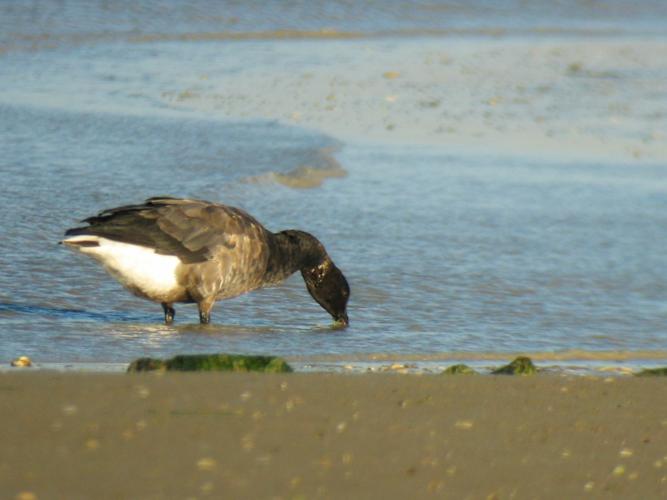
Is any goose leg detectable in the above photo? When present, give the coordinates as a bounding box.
[197,297,215,324]
[162,302,175,324]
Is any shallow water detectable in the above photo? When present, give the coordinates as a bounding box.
[1,1,666,371]
[2,0,666,47]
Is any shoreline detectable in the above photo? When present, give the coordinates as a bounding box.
[5,350,667,376]
[2,372,666,498]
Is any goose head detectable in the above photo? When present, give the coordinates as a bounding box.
[302,258,350,327]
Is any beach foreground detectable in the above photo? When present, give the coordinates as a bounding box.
[2,373,666,499]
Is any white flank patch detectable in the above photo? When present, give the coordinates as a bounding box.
[63,236,181,298]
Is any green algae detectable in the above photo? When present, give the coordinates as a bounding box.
[491,356,537,375]
[635,367,667,377]
[127,354,293,373]
[442,364,478,375]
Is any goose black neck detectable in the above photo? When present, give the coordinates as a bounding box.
[264,230,328,282]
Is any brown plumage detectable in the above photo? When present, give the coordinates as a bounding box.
[62,197,350,325]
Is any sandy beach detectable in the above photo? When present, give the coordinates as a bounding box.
[2,372,667,499]
[159,37,667,163]
[2,3,667,364]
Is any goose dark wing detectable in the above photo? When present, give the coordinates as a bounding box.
[64,197,269,264]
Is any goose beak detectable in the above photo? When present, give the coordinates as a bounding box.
[333,312,349,328]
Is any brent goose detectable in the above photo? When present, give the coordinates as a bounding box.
[61,197,350,326]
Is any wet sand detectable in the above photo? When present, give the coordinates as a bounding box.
[2,373,667,499]
[161,37,667,163]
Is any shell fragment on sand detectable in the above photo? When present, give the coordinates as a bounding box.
[11,356,33,367]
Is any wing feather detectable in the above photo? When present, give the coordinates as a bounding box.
[64,198,269,264]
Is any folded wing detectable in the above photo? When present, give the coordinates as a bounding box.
[64,197,269,264]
